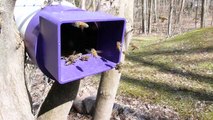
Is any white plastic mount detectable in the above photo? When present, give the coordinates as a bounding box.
[14,0,75,37]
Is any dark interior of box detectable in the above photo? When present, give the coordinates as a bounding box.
[61,22,98,56]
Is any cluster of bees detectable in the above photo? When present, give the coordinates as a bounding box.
[61,48,100,66]
[62,21,139,73]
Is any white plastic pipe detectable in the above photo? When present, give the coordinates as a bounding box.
[14,0,75,37]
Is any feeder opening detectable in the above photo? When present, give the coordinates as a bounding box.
[61,22,98,57]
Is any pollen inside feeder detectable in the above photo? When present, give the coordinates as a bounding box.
[24,5,125,84]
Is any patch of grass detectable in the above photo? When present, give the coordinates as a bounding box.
[119,27,213,119]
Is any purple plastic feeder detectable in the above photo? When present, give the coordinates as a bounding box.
[21,5,125,84]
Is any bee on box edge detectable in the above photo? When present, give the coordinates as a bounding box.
[72,21,89,32]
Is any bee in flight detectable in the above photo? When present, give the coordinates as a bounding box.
[158,16,168,23]
[115,62,123,73]
[72,21,89,31]
[86,48,101,58]
[130,43,139,51]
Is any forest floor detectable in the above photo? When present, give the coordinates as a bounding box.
[26,27,213,120]
[118,27,213,119]
[68,27,213,119]
[72,27,213,119]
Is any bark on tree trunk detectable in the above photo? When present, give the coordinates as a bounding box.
[143,0,147,34]
[92,0,99,11]
[195,0,199,28]
[153,0,157,23]
[37,80,80,120]
[168,0,174,36]
[81,0,86,10]
[201,0,206,28]
[93,0,134,119]
[211,10,213,26]
[66,0,76,6]
[206,0,210,16]
[0,0,34,119]
[93,69,121,120]
[148,0,153,34]
[177,0,185,24]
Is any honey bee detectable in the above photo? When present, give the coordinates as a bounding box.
[65,53,82,66]
[80,55,90,61]
[158,16,168,23]
[72,21,89,31]
[130,43,139,51]
[86,48,101,58]
[65,55,75,66]
[115,62,123,73]
[116,41,122,52]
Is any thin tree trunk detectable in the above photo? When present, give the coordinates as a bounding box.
[177,0,185,23]
[37,80,80,120]
[81,0,86,10]
[92,0,96,11]
[195,0,199,28]
[201,0,206,28]
[0,0,34,119]
[93,0,134,119]
[211,10,213,26]
[93,69,121,120]
[168,0,174,36]
[153,0,157,23]
[143,0,147,34]
[148,0,153,34]
[206,0,210,16]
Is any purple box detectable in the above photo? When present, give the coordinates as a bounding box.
[25,5,125,84]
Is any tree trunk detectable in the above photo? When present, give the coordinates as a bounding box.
[37,80,80,120]
[93,0,134,119]
[168,0,174,36]
[211,10,213,26]
[177,0,185,24]
[0,0,34,119]
[148,0,153,34]
[92,0,96,11]
[201,0,206,28]
[66,0,76,6]
[153,0,158,23]
[143,0,147,34]
[93,69,121,120]
[195,0,199,28]
[206,0,210,16]
[81,0,86,10]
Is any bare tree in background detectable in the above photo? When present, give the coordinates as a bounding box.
[142,0,147,34]
[201,0,207,28]
[153,0,158,23]
[212,10,213,26]
[148,0,153,34]
[177,0,185,24]
[80,0,86,9]
[65,0,76,5]
[195,0,199,28]
[168,0,174,36]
